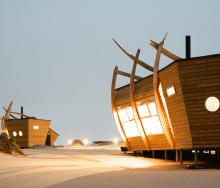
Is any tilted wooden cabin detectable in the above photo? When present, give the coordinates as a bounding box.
[46,128,59,146]
[111,36,220,153]
[2,105,59,148]
[6,118,51,148]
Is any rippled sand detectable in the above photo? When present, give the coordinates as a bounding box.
[0,145,219,188]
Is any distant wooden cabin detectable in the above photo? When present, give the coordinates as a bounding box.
[6,118,59,147]
[46,128,59,146]
[111,36,220,155]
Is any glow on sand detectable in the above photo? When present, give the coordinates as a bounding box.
[68,139,72,146]
[83,139,89,145]
[113,138,118,144]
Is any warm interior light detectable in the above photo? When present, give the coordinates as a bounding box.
[159,83,174,135]
[205,96,220,112]
[126,107,134,120]
[137,103,150,117]
[68,140,72,146]
[122,120,140,137]
[113,138,119,144]
[148,102,158,116]
[142,116,163,134]
[33,125,39,130]
[13,131,17,137]
[83,139,89,145]
[167,86,175,96]
[18,131,23,136]
[118,108,129,122]
[113,112,126,141]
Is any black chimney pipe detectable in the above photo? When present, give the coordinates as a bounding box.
[21,106,23,119]
[186,35,191,59]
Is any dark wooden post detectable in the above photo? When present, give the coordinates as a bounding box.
[194,149,198,166]
[152,150,155,158]
[176,150,179,162]
[180,149,183,165]
[164,150,167,160]
[216,149,220,161]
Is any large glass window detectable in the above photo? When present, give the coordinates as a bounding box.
[118,108,129,122]
[123,120,140,137]
[118,106,141,138]
[142,116,163,134]
[148,102,158,116]
[137,103,150,117]
[137,100,164,135]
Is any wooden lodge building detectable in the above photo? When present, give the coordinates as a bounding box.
[111,36,220,163]
[2,105,59,148]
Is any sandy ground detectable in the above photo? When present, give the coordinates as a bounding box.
[0,146,220,188]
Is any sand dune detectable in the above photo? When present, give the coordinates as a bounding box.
[0,146,220,188]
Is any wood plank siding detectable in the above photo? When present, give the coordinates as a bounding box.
[178,55,220,148]
[28,119,51,147]
[6,119,29,147]
[114,54,220,151]
[6,118,51,147]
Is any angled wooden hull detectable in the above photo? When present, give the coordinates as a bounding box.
[112,51,220,151]
[6,118,51,147]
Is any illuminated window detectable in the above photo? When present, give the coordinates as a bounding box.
[205,96,220,112]
[148,102,158,116]
[137,103,150,117]
[113,112,126,141]
[167,86,175,96]
[118,108,129,122]
[33,125,39,130]
[126,107,134,120]
[142,116,163,134]
[159,83,174,135]
[13,131,17,137]
[18,131,23,136]
[122,120,141,137]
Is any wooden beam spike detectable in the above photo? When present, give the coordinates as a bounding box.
[111,65,130,150]
[117,70,143,80]
[129,49,150,150]
[112,38,154,72]
[150,40,182,60]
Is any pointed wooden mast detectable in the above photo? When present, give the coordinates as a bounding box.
[130,49,150,150]
[117,70,143,80]
[111,66,129,149]
[112,38,154,72]
[152,34,175,149]
[150,40,181,60]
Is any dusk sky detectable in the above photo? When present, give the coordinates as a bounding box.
[1,0,220,145]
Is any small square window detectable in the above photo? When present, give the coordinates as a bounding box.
[33,125,39,130]
[137,103,150,117]
[167,86,175,96]
[148,102,158,116]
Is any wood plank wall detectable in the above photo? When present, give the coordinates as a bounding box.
[159,63,193,149]
[28,119,51,147]
[115,62,193,150]
[178,55,220,148]
[48,129,59,146]
[6,119,29,147]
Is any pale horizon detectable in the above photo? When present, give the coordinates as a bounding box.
[1,0,220,145]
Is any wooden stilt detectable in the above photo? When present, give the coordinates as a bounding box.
[195,149,198,166]
[216,149,220,161]
[176,150,179,162]
[152,150,155,158]
[164,150,167,160]
[180,149,183,165]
